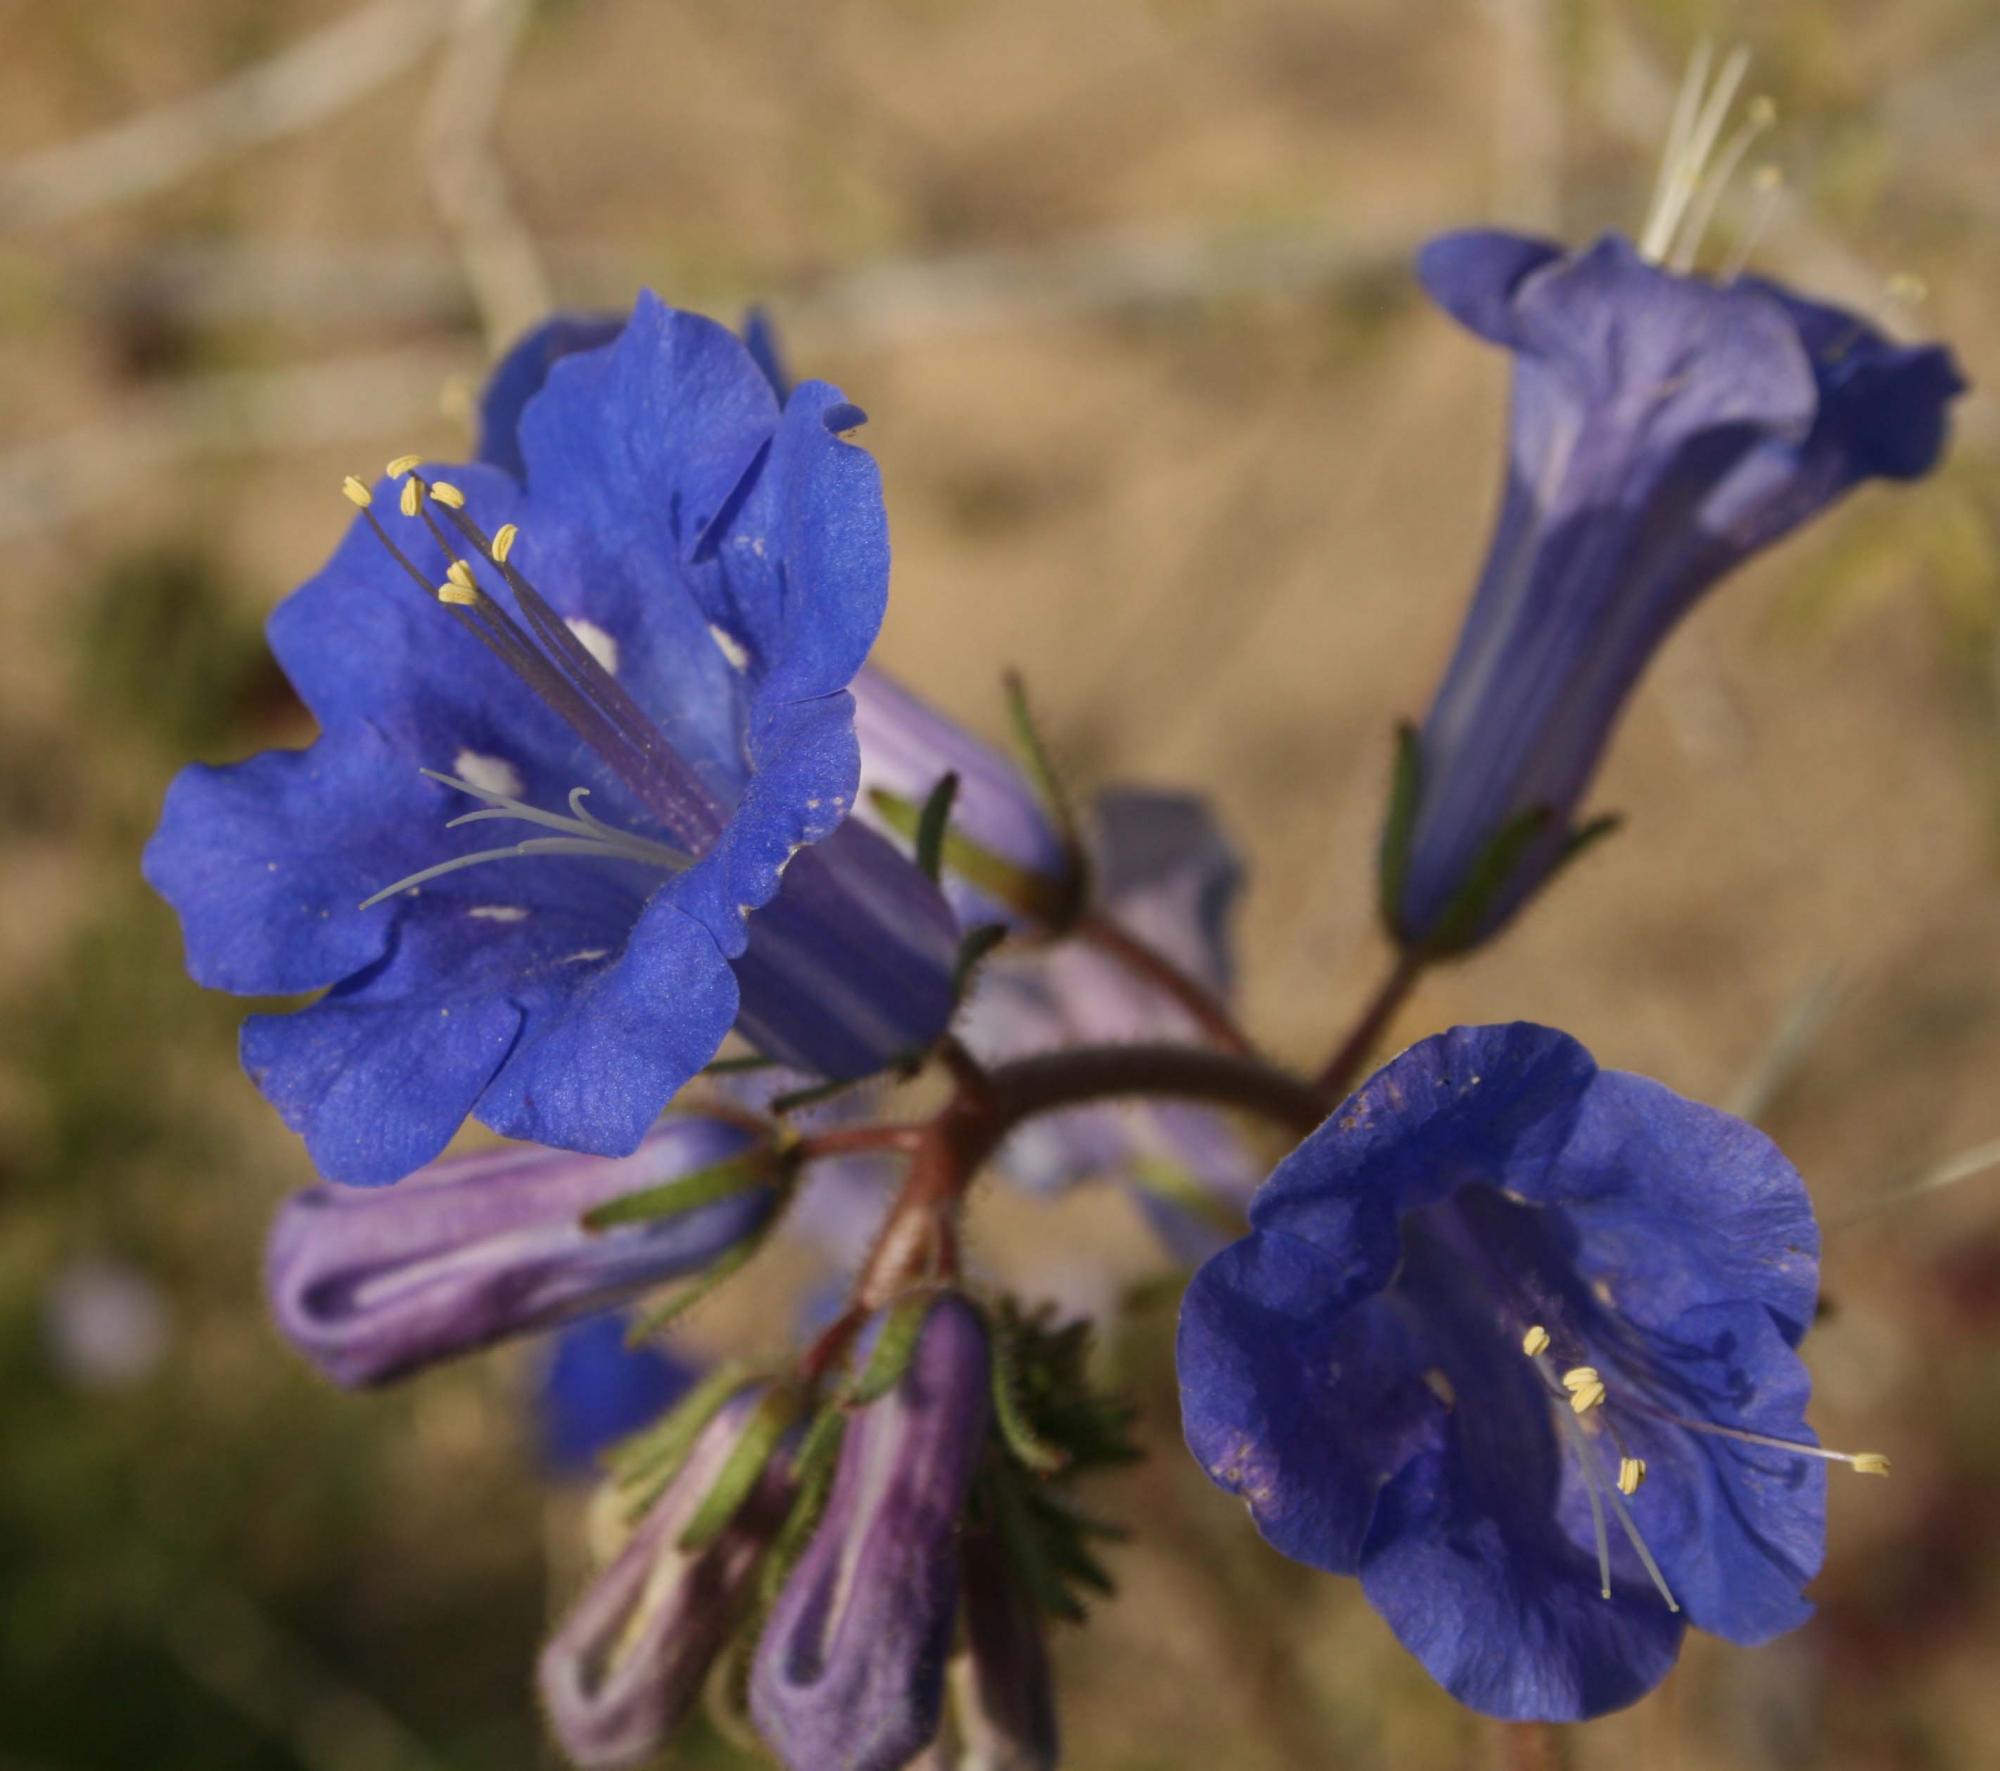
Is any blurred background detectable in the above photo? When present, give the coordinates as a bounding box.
[3,1,1999,1766]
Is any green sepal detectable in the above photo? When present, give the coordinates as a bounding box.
[753,1407,848,1615]
[1375,720,1423,941]
[622,1235,761,1343]
[1419,803,1558,958]
[950,922,1010,1003]
[987,1308,1070,1477]
[581,1147,783,1232]
[1558,810,1623,868]
[845,1292,937,1407]
[1001,669,1083,864]
[676,1385,801,1553]
[867,787,1082,926]
[608,1360,758,1515]
[700,1052,779,1077]
[914,771,960,883]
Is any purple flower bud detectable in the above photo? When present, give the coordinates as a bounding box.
[539,1390,790,1769]
[732,818,962,1082]
[268,1118,775,1386]
[955,1524,1059,1771]
[852,665,1069,924]
[751,1295,991,1771]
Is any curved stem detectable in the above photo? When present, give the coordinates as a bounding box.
[846,1040,1325,1310]
[1072,907,1257,1058]
[1311,949,1424,1103]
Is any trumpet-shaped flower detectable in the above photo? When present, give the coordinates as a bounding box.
[145,296,958,1183]
[1391,230,1964,948]
[1178,1023,1862,1720]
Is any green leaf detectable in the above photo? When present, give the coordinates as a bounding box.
[754,1408,848,1614]
[581,1149,779,1232]
[677,1386,800,1553]
[914,771,960,883]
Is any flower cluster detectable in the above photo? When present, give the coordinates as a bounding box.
[147,77,1965,1765]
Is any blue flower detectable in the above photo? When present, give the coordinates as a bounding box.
[751,1295,991,1771]
[144,296,959,1182]
[1391,232,1965,949]
[267,1115,775,1386]
[535,1312,697,1478]
[1177,1023,1860,1721]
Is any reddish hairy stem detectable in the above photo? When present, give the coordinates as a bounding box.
[1311,949,1424,1103]
[848,1041,1326,1311]
[1073,907,1258,1058]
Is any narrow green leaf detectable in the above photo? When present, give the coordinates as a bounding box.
[581,1150,777,1232]
[985,1472,1084,1623]
[914,771,960,883]
[700,1053,779,1077]
[768,1073,869,1117]
[677,1387,800,1553]
[1127,1156,1248,1241]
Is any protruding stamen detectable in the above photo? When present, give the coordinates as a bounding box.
[386,453,423,477]
[438,579,479,607]
[445,558,477,593]
[490,522,519,563]
[1521,1324,1551,1358]
[1561,1366,1601,1392]
[400,477,422,518]
[1617,1456,1647,1496]
[1639,41,1753,263]
[342,475,372,508]
[1622,1396,1892,1477]
[428,480,466,509]
[1569,1380,1608,1415]
[1667,92,1777,274]
[1720,164,1785,281]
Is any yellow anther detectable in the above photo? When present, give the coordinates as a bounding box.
[437,581,479,607]
[1521,1325,1551,1359]
[1568,1380,1608,1415]
[1560,1366,1601,1392]
[1617,1457,1647,1496]
[1852,1452,1891,1477]
[341,475,373,508]
[490,522,519,563]
[1746,95,1777,128]
[445,559,477,592]
[386,454,423,477]
[400,477,421,518]
[428,480,466,509]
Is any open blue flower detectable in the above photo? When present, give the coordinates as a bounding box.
[1178,1023,1861,1721]
[1392,231,1965,949]
[145,297,959,1183]
[536,1312,697,1478]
